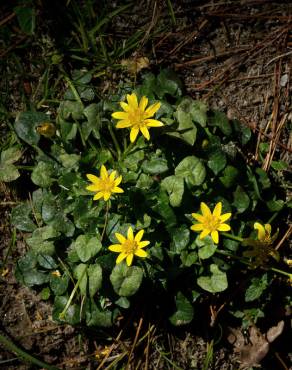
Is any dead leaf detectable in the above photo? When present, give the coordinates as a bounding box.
[121,57,150,74]
[266,320,284,343]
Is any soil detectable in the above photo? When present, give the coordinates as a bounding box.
[0,1,291,369]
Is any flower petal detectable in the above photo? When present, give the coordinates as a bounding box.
[112,111,129,119]
[93,192,105,200]
[200,229,210,239]
[191,223,204,231]
[135,249,148,258]
[217,223,231,231]
[137,240,150,249]
[140,126,150,140]
[116,252,127,264]
[220,213,231,222]
[130,127,139,143]
[120,101,130,111]
[135,229,144,242]
[213,202,222,217]
[264,224,271,236]
[127,93,138,109]
[201,202,211,217]
[145,119,164,127]
[191,213,205,223]
[114,175,122,186]
[254,222,265,240]
[100,165,108,180]
[126,254,134,266]
[145,102,161,117]
[108,244,123,252]
[211,230,219,244]
[103,191,111,201]
[86,184,100,192]
[139,96,148,111]
[109,171,117,181]
[116,120,132,128]
[115,233,126,244]
[86,174,99,183]
[113,186,124,193]
[127,227,134,240]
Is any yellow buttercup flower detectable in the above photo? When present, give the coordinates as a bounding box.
[254,222,272,243]
[86,165,123,201]
[191,202,231,244]
[111,93,163,143]
[108,226,150,266]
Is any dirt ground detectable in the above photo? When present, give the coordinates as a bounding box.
[0,1,291,369]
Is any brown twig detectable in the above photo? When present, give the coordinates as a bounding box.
[126,317,143,369]
[275,225,292,251]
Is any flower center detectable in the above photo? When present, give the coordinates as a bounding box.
[123,240,138,254]
[203,215,220,231]
[100,179,115,192]
[128,108,146,127]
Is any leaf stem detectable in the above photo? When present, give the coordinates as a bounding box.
[101,201,110,242]
[59,265,88,319]
[221,232,243,242]
[108,124,121,160]
[0,334,60,370]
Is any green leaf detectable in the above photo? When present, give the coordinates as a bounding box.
[256,168,271,189]
[209,110,232,136]
[270,160,288,171]
[17,270,49,287]
[219,165,239,188]
[245,274,268,302]
[233,186,250,213]
[26,226,57,255]
[169,292,194,326]
[152,190,177,229]
[15,111,48,145]
[161,175,184,207]
[142,158,168,175]
[11,203,36,232]
[40,287,51,300]
[74,264,88,296]
[52,296,80,325]
[58,100,84,120]
[232,119,251,145]
[110,263,143,297]
[171,109,197,146]
[0,163,20,182]
[50,274,69,296]
[124,150,144,171]
[37,254,57,269]
[207,150,227,175]
[88,264,102,297]
[31,161,55,187]
[1,147,22,164]
[190,100,207,127]
[85,299,114,327]
[136,174,154,189]
[83,104,101,140]
[74,235,102,263]
[58,118,78,141]
[180,251,198,267]
[14,6,35,34]
[175,156,206,187]
[171,226,190,253]
[156,69,182,98]
[197,264,228,293]
[59,153,80,169]
[267,199,284,212]
[196,236,217,259]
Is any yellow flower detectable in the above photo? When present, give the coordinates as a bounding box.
[111,93,163,143]
[254,222,272,243]
[108,226,150,266]
[191,202,231,244]
[86,165,123,201]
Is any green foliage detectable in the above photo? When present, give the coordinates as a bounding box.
[11,69,287,328]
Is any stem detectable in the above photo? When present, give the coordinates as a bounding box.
[108,124,121,160]
[59,265,88,319]
[101,201,110,242]
[122,141,135,159]
[216,249,292,278]
[221,232,243,242]
[0,334,60,370]
[63,76,84,105]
